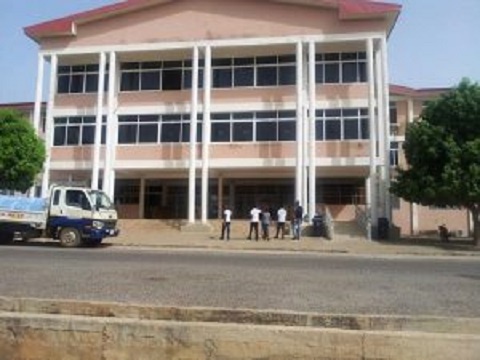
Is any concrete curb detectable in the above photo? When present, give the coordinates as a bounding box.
[1,297,480,360]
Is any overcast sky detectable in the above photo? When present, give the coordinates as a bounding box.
[0,0,478,103]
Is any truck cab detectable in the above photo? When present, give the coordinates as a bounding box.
[0,185,118,247]
[47,186,119,247]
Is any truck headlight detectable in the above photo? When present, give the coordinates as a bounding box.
[92,221,104,229]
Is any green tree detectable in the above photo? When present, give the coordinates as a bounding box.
[0,109,45,192]
[391,79,480,245]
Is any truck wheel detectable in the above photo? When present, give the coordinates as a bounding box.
[59,228,83,248]
[0,231,14,245]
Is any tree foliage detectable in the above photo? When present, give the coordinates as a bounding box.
[0,109,45,192]
[390,79,480,244]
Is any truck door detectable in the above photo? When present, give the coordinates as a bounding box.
[49,188,92,227]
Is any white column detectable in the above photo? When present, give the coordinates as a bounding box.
[41,54,57,198]
[108,57,121,201]
[188,46,199,223]
[407,98,418,235]
[201,46,212,223]
[367,38,378,236]
[380,36,392,222]
[104,51,117,198]
[365,177,372,240]
[308,41,316,220]
[33,54,45,135]
[91,52,106,190]
[139,178,146,219]
[375,40,385,219]
[30,54,45,198]
[302,45,309,214]
[295,41,303,204]
[218,175,223,219]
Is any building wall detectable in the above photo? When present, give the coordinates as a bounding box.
[40,0,389,50]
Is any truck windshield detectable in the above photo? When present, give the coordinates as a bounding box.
[88,190,114,210]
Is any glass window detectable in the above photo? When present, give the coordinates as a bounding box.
[82,125,95,145]
[141,71,160,90]
[162,69,183,90]
[139,124,158,143]
[161,123,181,142]
[279,66,296,85]
[66,126,80,145]
[121,72,140,91]
[70,74,84,93]
[278,121,295,141]
[315,64,324,84]
[211,123,230,142]
[343,119,359,139]
[324,63,340,83]
[213,68,232,88]
[342,63,358,83]
[257,67,277,86]
[118,124,138,144]
[57,75,70,93]
[256,121,277,141]
[325,119,341,140]
[315,120,324,140]
[232,122,253,142]
[85,74,99,92]
[360,118,369,140]
[54,126,66,146]
[234,67,254,87]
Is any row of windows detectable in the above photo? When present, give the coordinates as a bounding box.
[57,52,367,94]
[52,108,369,146]
[53,116,106,146]
[57,65,109,94]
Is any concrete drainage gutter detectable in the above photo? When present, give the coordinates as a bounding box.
[0,297,479,360]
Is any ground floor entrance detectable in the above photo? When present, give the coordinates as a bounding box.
[114,177,366,220]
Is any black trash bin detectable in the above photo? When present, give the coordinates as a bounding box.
[312,215,324,237]
[378,217,389,240]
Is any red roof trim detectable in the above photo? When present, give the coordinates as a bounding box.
[389,84,450,97]
[24,0,401,42]
[339,0,400,18]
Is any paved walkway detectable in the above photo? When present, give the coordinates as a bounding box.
[106,228,480,257]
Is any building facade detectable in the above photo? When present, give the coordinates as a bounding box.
[23,0,470,237]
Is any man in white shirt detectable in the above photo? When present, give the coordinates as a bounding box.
[247,205,261,241]
[274,205,287,239]
[220,205,232,241]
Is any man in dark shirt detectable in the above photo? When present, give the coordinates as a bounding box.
[292,200,303,240]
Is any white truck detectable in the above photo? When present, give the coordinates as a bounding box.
[0,185,119,247]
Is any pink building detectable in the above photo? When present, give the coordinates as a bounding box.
[22,0,470,237]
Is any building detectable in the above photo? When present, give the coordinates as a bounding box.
[23,0,470,237]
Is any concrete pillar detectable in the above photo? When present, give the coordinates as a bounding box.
[367,38,378,237]
[218,175,223,219]
[375,40,385,219]
[139,178,146,219]
[41,54,58,198]
[30,54,45,198]
[308,41,316,221]
[33,54,45,135]
[188,46,199,223]
[91,52,106,190]
[380,36,392,222]
[407,98,418,235]
[104,51,117,198]
[201,46,212,223]
[295,41,303,204]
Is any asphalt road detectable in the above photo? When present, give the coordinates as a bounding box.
[1,245,479,317]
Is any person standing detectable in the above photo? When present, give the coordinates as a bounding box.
[261,207,271,241]
[247,205,261,241]
[219,205,232,241]
[292,200,303,240]
[274,205,287,239]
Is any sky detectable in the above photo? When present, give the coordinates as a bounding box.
[0,0,479,103]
